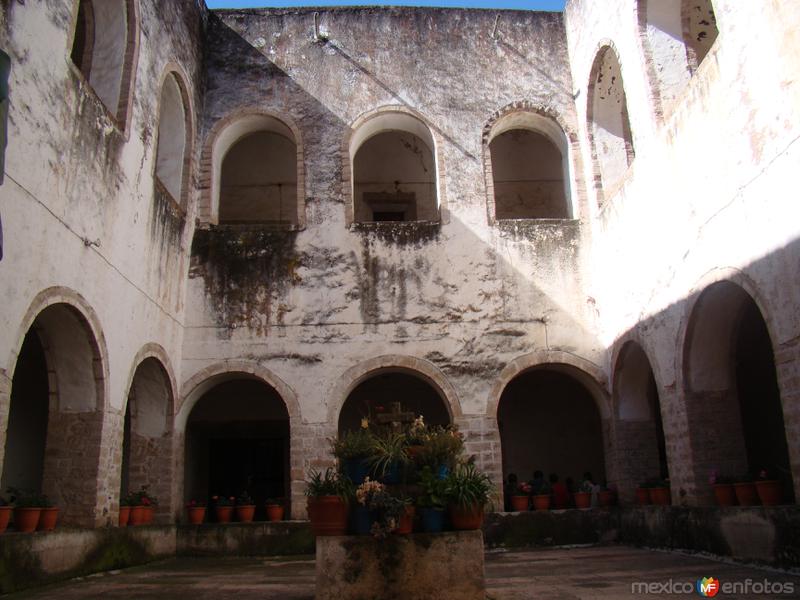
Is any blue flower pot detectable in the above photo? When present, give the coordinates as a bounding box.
[344,459,370,485]
[351,506,373,535]
[421,507,445,533]
[381,463,402,484]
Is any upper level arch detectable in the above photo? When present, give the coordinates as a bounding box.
[154,67,194,210]
[199,109,305,228]
[69,0,140,133]
[586,42,636,208]
[482,103,577,222]
[343,106,445,225]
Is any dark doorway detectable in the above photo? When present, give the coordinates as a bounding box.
[339,371,450,434]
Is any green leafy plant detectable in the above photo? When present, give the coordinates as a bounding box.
[128,485,158,506]
[7,488,49,508]
[305,468,351,499]
[237,491,254,505]
[446,463,493,509]
[417,426,464,470]
[368,432,410,479]
[416,466,448,509]
[212,495,235,507]
[265,498,283,506]
[533,481,552,496]
[331,428,375,461]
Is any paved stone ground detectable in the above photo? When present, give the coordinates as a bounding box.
[7,545,800,599]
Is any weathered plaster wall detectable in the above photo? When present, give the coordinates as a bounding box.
[182,7,601,515]
[565,0,800,501]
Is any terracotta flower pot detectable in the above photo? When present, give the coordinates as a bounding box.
[636,488,650,505]
[38,507,59,531]
[187,506,206,525]
[0,506,12,533]
[14,507,41,533]
[215,506,234,523]
[598,491,614,507]
[713,484,735,507]
[734,482,758,506]
[129,505,145,526]
[648,487,671,506]
[574,492,591,509]
[450,504,484,530]
[532,495,551,511]
[510,495,529,512]
[236,505,256,522]
[266,504,284,522]
[308,496,348,536]
[394,505,415,534]
[143,506,155,524]
[119,506,131,527]
[755,480,781,506]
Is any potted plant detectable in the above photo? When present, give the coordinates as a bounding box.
[236,491,256,522]
[353,478,382,535]
[510,482,531,512]
[37,494,58,532]
[186,499,206,525]
[733,474,758,506]
[598,485,615,507]
[446,462,493,530]
[417,426,464,479]
[709,471,735,506]
[394,498,415,535]
[306,468,349,536]
[8,488,42,533]
[405,415,428,462]
[647,479,670,505]
[635,481,650,505]
[532,481,552,511]
[368,432,410,484]
[265,498,285,522]
[574,481,593,509]
[129,486,157,524]
[212,495,235,523]
[332,427,375,485]
[0,495,11,534]
[119,495,132,527]
[416,466,448,532]
[755,469,781,506]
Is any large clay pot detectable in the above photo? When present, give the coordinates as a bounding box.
[532,495,551,511]
[14,508,41,533]
[574,492,591,509]
[0,506,12,533]
[648,487,671,506]
[755,480,781,506]
[713,484,735,507]
[266,504,284,522]
[119,506,131,527]
[129,505,145,526]
[510,495,529,512]
[143,506,155,524]
[215,506,234,523]
[308,496,348,536]
[734,482,758,506]
[450,504,484,530]
[635,488,650,505]
[187,506,206,525]
[598,491,615,507]
[38,507,59,531]
[394,505,415,534]
[236,505,256,523]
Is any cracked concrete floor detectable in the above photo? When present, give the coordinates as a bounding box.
[6,545,800,599]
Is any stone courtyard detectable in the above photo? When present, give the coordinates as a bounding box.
[7,546,800,599]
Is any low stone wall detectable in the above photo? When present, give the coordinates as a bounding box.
[316,530,485,600]
[484,506,800,569]
[177,521,315,556]
[0,525,176,594]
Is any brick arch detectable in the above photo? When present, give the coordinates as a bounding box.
[486,350,610,421]
[342,105,448,226]
[176,360,301,432]
[328,354,462,426]
[153,63,196,211]
[121,342,177,417]
[585,40,636,209]
[197,107,305,226]
[481,100,587,223]
[610,332,669,419]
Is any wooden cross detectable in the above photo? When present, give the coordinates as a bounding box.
[376,402,415,432]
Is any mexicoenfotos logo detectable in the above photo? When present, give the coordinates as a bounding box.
[696,577,720,597]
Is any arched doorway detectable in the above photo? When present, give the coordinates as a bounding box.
[121,357,173,520]
[498,368,606,503]
[2,302,105,526]
[612,341,669,502]
[339,370,451,434]
[184,377,290,519]
[684,281,794,503]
